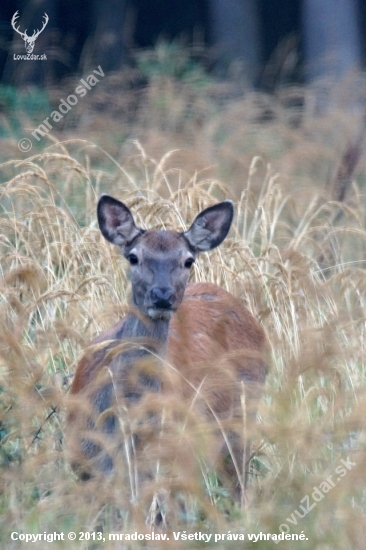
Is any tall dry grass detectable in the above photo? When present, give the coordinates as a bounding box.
[1,67,366,547]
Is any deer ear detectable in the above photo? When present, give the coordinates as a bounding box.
[97,195,143,249]
[183,200,234,252]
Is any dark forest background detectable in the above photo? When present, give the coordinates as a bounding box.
[1,0,365,89]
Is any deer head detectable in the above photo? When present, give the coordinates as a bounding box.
[11,11,49,54]
[97,195,234,320]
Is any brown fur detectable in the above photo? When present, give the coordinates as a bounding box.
[70,282,267,398]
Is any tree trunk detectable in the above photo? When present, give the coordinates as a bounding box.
[209,0,261,86]
[89,0,130,72]
[302,0,361,81]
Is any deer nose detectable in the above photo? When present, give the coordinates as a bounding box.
[150,287,175,309]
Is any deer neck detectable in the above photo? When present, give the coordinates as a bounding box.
[119,308,171,359]
[109,309,171,398]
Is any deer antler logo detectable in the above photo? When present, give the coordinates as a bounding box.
[11,11,49,54]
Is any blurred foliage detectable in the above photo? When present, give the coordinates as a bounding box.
[0,85,51,137]
[0,52,366,547]
[135,40,212,88]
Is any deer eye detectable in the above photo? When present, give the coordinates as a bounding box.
[184,257,195,269]
[128,254,138,265]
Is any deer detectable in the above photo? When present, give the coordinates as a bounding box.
[67,195,268,508]
[11,11,49,54]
